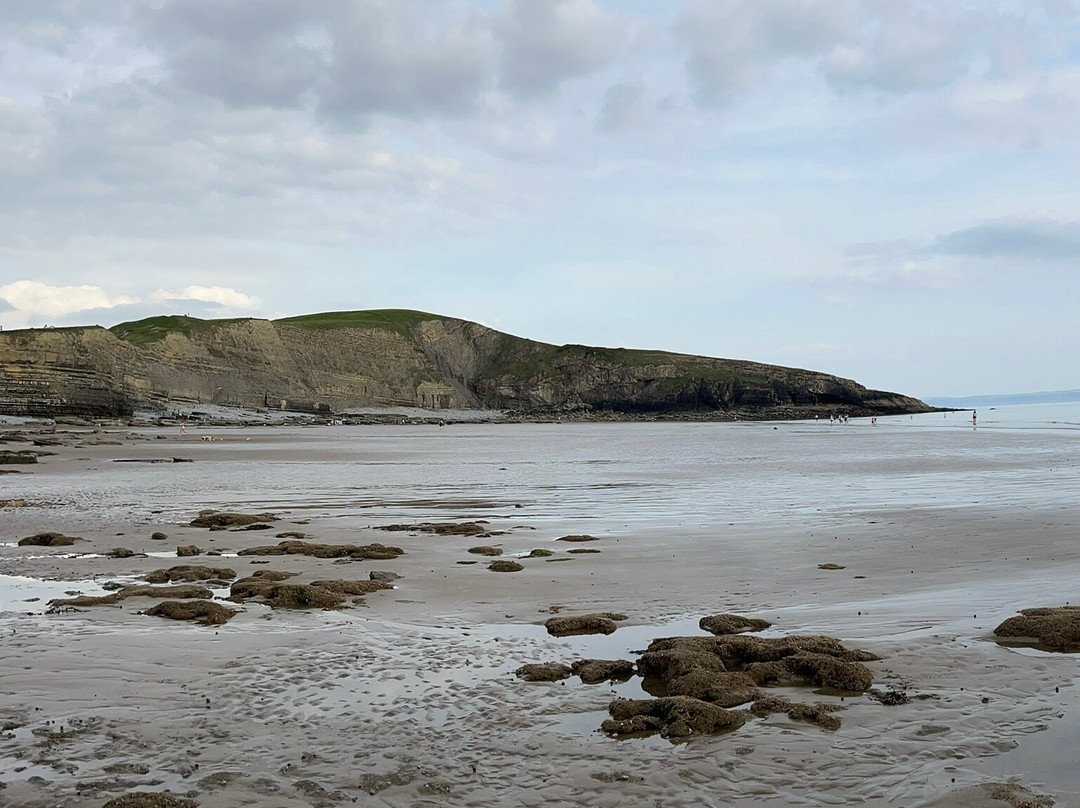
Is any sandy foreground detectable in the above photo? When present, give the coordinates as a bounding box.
[1,421,1078,807]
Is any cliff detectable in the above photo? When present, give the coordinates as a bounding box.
[0,309,931,418]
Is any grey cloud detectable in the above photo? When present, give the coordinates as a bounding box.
[320,3,494,121]
[675,1,1053,106]
[674,0,859,105]
[933,219,1080,261]
[596,80,644,131]
[494,0,625,100]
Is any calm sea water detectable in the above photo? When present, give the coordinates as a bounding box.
[4,402,1078,532]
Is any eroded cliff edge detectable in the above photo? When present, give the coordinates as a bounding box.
[0,310,931,418]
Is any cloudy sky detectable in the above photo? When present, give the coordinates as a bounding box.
[1,0,1078,397]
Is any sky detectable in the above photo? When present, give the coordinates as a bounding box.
[1,1,1079,398]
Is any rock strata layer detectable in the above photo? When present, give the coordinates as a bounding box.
[0,309,931,418]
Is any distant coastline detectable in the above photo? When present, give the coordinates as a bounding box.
[925,389,1080,408]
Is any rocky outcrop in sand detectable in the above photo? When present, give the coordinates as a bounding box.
[145,600,237,626]
[994,606,1080,650]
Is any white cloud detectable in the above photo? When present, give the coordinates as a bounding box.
[0,280,137,318]
[150,285,261,311]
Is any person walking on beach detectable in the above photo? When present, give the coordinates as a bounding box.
[972,410,977,427]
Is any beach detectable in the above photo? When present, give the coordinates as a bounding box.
[2,406,1078,807]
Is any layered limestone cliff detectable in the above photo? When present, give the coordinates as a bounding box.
[0,310,931,418]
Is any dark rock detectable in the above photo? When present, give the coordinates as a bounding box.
[150,532,168,541]
[525,548,554,558]
[230,582,345,609]
[666,670,760,707]
[369,570,401,583]
[994,606,1080,650]
[603,696,747,739]
[309,579,393,596]
[48,584,213,608]
[17,532,81,547]
[189,510,277,528]
[379,522,487,536]
[146,600,237,626]
[145,566,236,584]
[103,793,198,808]
[698,614,771,636]
[488,560,523,572]
[516,663,573,681]
[750,696,844,730]
[0,451,38,464]
[545,614,619,637]
[571,659,635,684]
[556,534,598,543]
[468,546,503,556]
[237,540,403,560]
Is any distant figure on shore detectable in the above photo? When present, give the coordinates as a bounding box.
[179,423,186,436]
[972,410,977,427]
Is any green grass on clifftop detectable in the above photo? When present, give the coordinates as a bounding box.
[109,315,249,345]
[274,309,445,335]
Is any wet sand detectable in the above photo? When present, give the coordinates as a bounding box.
[1,414,1078,806]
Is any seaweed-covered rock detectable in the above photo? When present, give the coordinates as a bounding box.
[230,582,345,609]
[150,532,168,541]
[237,540,403,560]
[108,548,143,559]
[103,793,198,808]
[379,522,487,536]
[516,663,573,682]
[783,653,874,691]
[190,510,277,528]
[0,450,38,464]
[638,646,727,680]
[994,606,1080,650]
[146,600,237,626]
[556,534,598,543]
[545,614,619,637]
[276,531,306,539]
[818,563,846,570]
[310,579,393,596]
[369,570,401,583]
[699,614,771,636]
[750,696,844,730]
[666,670,760,707]
[176,545,202,557]
[717,634,879,665]
[145,566,237,584]
[571,659,635,684]
[17,532,81,547]
[468,546,503,556]
[49,584,213,609]
[245,569,297,582]
[567,548,601,554]
[525,548,554,558]
[603,696,746,739]
[488,560,523,572]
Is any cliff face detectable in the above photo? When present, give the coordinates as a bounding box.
[0,310,930,418]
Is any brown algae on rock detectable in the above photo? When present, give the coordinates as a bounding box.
[994,606,1080,651]
[145,600,237,626]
